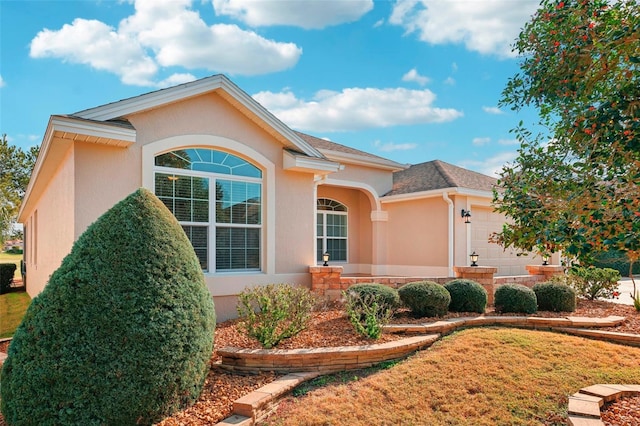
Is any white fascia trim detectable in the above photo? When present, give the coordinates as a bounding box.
[318,149,407,172]
[74,75,324,159]
[75,75,227,121]
[381,187,493,204]
[282,151,341,174]
[51,116,136,144]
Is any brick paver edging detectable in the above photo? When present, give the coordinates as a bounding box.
[568,384,640,425]
[217,334,440,374]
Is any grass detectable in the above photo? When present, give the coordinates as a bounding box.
[262,327,640,426]
[0,292,31,338]
[0,252,22,279]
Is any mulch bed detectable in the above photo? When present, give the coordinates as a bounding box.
[0,299,639,425]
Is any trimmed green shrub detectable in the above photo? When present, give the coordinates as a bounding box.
[0,188,216,426]
[567,266,621,300]
[398,281,451,318]
[343,290,394,339]
[346,283,400,313]
[533,281,576,312]
[444,279,488,313]
[237,283,317,348]
[0,263,17,294]
[494,284,538,314]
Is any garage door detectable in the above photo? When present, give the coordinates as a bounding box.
[470,207,536,276]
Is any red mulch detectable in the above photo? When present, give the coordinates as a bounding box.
[0,299,639,425]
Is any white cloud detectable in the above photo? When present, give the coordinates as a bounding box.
[374,140,418,152]
[472,137,490,146]
[29,0,302,86]
[0,75,5,88]
[459,151,518,177]
[443,77,455,86]
[482,106,504,115]
[389,0,539,58]
[253,86,463,132]
[402,68,430,86]
[212,0,373,29]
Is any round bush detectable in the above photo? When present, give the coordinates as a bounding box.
[346,283,400,312]
[398,281,451,318]
[444,279,487,313]
[1,189,216,425]
[533,281,576,312]
[494,284,538,314]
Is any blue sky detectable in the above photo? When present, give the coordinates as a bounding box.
[0,0,543,176]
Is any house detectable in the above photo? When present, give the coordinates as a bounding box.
[18,74,544,321]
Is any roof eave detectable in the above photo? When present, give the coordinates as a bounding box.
[283,150,341,175]
[319,149,407,172]
[18,116,137,222]
[381,187,494,204]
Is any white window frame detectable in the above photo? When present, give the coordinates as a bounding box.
[317,198,348,263]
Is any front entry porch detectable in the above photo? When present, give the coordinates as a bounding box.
[309,264,564,305]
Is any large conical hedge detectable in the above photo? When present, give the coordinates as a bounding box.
[1,188,216,425]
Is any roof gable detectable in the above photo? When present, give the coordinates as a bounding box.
[74,74,324,159]
[385,160,497,196]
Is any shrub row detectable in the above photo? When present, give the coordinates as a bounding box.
[235,278,579,344]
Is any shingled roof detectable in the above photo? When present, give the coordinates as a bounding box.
[294,131,404,167]
[385,160,497,196]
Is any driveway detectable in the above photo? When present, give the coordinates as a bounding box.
[604,277,638,306]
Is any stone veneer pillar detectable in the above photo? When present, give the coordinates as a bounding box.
[525,264,565,281]
[453,266,498,305]
[309,266,344,301]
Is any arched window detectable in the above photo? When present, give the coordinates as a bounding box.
[317,198,347,262]
[155,148,262,272]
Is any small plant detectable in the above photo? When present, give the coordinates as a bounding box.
[494,284,538,314]
[237,283,316,349]
[533,281,576,312]
[633,292,640,312]
[343,290,394,339]
[346,283,400,313]
[398,281,450,318]
[444,279,487,313]
[567,266,621,300]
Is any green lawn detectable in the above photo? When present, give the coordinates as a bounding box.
[0,252,22,279]
[0,292,31,338]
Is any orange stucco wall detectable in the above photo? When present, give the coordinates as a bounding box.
[385,197,449,275]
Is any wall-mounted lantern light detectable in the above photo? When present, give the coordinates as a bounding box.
[461,209,471,224]
[322,252,330,267]
[542,255,549,266]
[470,251,479,267]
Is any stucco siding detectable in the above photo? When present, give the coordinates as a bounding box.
[327,163,394,197]
[386,197,449,269]
[24,146,75,297]
[73,142,141,238]
[129,92,283,165]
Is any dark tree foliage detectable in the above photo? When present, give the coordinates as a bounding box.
[1,188,216,425]
[493,0,639,276]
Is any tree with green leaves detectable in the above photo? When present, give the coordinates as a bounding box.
[493,0,639,289]
[0,134,39,244]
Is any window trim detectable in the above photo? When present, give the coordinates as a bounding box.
[317,198,348,264]
[143,135,276,275]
